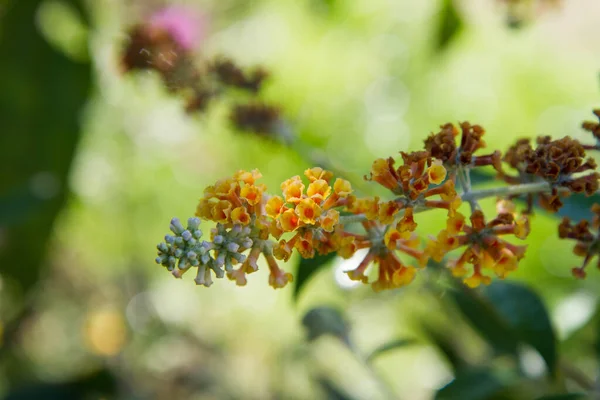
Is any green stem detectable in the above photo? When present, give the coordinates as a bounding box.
[339,181,557,226]
[461,181,552,203]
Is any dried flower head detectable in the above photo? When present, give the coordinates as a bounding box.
[559,204,600,279]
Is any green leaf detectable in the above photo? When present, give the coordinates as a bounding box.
[449,286,519,356]
[435,368,506,400]
[316,377,355,400]
[0,0,91,294]
[483,282,557,375]
[436,0,463,51]
[294,252,337,300]
[302,306,350,346]
[534,395,587,400]
[420,322,471,373]
[366,338,417,362]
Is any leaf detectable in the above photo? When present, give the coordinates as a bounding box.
[436,0,463,52]
[0,0,92,294]
[366,338,418,362]
[316,377,355,400]
[534,395,587,400]
[302,306,350,346]
[294,252,337,300]
[420,322,471,373]
[4,368,117,400]
[435,368,506,400]
[449,286,520,356]
[483,282,557,375]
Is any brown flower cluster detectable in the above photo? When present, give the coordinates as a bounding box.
[121,23,279,138]
[499,136,599,212]
[559,204,600,279]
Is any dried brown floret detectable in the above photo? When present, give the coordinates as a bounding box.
[581,109,600,141]
[424,122,499,170]
[230,103,281,136]
[210,58,269,93]
[559,204,600,279]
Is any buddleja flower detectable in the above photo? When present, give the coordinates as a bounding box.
[559,204,600,279]
[156,170,294,288]
[342,219,429,292]
[427,210,530,287]
[365,151,461,229]
[267,167,353,261]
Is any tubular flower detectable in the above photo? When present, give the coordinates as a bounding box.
[558,204,600,279]
[427,210,529,287]
[342,220,427,291]
[271,168,353,261]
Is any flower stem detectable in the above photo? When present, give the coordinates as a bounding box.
[461,181,552,203]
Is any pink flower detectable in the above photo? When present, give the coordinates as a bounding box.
[149,6,206,50]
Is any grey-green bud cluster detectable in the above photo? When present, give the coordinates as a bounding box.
[155,217,255,287]
[210,223,254,274]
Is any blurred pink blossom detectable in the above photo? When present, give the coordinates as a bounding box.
[149,6,207,50]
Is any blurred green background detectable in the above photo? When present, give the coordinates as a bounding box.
[2,0,600,399]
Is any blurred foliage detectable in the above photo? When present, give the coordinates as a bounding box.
[2,0,600,399]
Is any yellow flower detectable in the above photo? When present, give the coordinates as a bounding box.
[427,161,447,184]
[304,167,333,183]
[266,196,285,218]
[397,208,417,232]
[295,198,322,225]
[234,169,262,185]
[211,200,233,223]
[384,228,411,250]
[306,179,332,202]
[514,216,530,239]
[392,266,416,287]
[319,209,340,232]
[370,158,399,191]
[337,236,357,259]
[196,199,214,220]
[447,213,466,235]
[281,176,304,204]
[379,201,401,224]
[333,178,352,197]
[279,208,301,231]
[231,207,251,225]
[463,273,491,288]
[240,183,263,206]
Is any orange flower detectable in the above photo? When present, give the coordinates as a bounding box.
[305,167,333,183]
[281,176,305,204]
[280,209,301,231]
[231,207,251,225]
[240,183,263,206]
[306,179,332,202]
[429,210,528,287]
[379,201,401,224]
[320,209,340,232]
[266,195,285,218]
[333,178,353,197]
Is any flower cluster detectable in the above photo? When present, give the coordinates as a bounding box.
[153,94,600,289]
[428,209,529,287]
[121,13,279,138]
[499,136,599,212]
[558,204,600,279]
